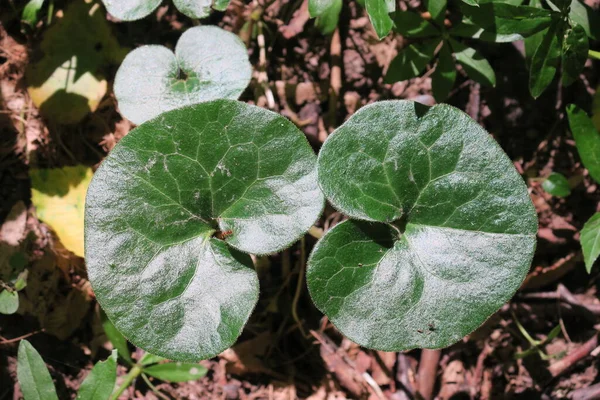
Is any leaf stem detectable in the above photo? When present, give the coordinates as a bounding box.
[110,364,143,400]
[291,237,308,338]
[588,50,600,60]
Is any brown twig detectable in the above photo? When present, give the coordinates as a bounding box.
[0,329,45,345]
[417,349,441,400]
[548,332,598,377]
[518,284,600,319]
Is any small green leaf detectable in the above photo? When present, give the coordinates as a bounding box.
[542,172,571,197]
[529,20,562,98]
[453,1,554,42]
[0,289,18,315]
[114,26,252,125]
[101,0,162,21]
[561,23,589,87]
[384,39,440,83]
[581,213,600,273]
[77,350,117,400]
[17,340,59,400]
[312,0,342,35]
[566,104,600,183]
[309,0,335,16]
[143,362,208,382]
[173,0,212,19]
[101,310,132,364]
[365,0,394,39]
[139,352,168,366]
[22,0,46,26]
[431,44,456,102]
[393,11,440,38]
[213,0,232,11]
[309,101,537,351]
[424,0,447,24]
[86,100,323,360]
[450,39,496,87]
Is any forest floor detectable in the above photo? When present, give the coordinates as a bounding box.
[1,0,600,399]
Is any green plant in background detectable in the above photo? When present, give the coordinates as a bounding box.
[309,0,343,35]
[525,0,600,97]
[0,256,27,315]
[17,339,117,400]
[113,26,252,125]
[100,0,232,21]
[307,100,537,351]
[566,104,600,273]
[542,171,572,197]
[385,0,554,101]
[85,99,324,360]
[512,313,564,360]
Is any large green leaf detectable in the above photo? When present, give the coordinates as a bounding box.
[101,0,162,21]
[77,350,117,400]
[365,0,394,39]
[449,39,496,87]
[529,20,562,98]
[561,23,589,87]
[581,213,600,273]
[85,100,323,360]
[114,26,251,125]
[17,340,59,400]
[542,172,571,197]
[431,43,456,102]
[308,101,537,351]
[453,1,554,42]
[384,39,440,83]
[143,362,208,382]
[566,104,600,184]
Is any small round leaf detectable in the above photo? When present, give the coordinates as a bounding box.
[86,100,323,360]
[114,26,252,125]
[308,101,537,351]
[102,0,162,21]
[542,172,571,197]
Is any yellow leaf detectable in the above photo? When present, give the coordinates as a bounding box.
[30,166,93,257]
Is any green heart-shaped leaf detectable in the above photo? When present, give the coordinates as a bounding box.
[308,101,537,351]
[85,100,323,360]
[114,26,252,125]
[102,0,162,21]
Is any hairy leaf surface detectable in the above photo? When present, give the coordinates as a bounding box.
[309,101,537,351]
[86,100,323,360]
[114,26,251,125]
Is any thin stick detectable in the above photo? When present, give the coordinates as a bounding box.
[548,333,598,377]
[0,329,45,345]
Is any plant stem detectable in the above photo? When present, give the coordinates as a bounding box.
[110,364,143,400]
[589,50,600,60]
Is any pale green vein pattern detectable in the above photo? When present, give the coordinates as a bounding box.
[86,100,323,360]
[308,101,537,351]
[114,26,251,125]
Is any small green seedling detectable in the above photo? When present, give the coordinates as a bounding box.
[512,313,564,361]
[101,0,231,21]
[525,0,600,97]
[386,1,553,101]
[307,100,537,351]
[17,339,117,400]
[114,26,251,125]
[566,104,600,272]
[542,172,571,197]
[85,99,324,360]
[0,253,28,315]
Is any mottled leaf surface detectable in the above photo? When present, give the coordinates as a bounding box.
[581,213,600,273]
[566,104,600,183]
[114,26,251,125]
[86,100,323,360]
[309,101,537,351]
[101,0,161,21]
[17,340,58,400]
[77,350,117,400]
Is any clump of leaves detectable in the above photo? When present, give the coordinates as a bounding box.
[85,99,324,360]
[101,0,231,21]
[566,104,600,272]
[18,339,117,400]
[385,0,553,101]
[114,26,252,125]
[307,100,537,351]
[525,0,600,97]
[25,0,126,124]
